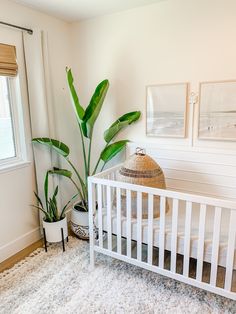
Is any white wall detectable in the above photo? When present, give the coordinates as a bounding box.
[69,0,236,150]
[0,0,73,261]
[68,0,236,201]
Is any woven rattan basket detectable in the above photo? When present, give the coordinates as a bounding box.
[117,148,168,219]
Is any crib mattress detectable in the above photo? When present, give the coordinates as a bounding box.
[95,209,236,269]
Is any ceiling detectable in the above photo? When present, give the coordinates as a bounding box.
[12,0,164,22]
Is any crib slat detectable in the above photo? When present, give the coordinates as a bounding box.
[102,185,106,208]
[106,185,112,251]
[126,189,132,258]
[210,206,222,286]
[159,196,166,269]
[97,184,103,248]
[148,194,154,265]
[171,199,179,273]
[137,192,142,261]
[224,210,236,291]
[196,204,206,281]
[183,201,192,277]
[116,188,122,254]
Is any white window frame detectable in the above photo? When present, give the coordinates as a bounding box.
[0,76,29,172]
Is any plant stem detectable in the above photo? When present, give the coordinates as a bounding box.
[78,122,88,178]
[92,143,108,175]
[66,159,87,202]
[69,177,85,206]
[87,136,92,176]
[101,162,106,172]
[92,158,100,175]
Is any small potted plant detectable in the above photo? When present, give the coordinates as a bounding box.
[32,68,141,239]
[32,171,76,249]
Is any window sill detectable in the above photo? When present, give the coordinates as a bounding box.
[0,160,31,174]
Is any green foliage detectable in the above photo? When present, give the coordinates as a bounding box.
[66,68,84,121]
[32,138,69,157]
[100,140,129,163]
[32,68,141,212]
[32,172,76,222]
[49,167,72,178]
[81,79,109,138]
[104,111,141,143]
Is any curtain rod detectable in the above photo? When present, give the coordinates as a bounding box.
[0,21,33,35]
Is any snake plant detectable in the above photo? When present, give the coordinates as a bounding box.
[32,171,76,222]
[32,68,141,211]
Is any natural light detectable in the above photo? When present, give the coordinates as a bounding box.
[0,76,16,160]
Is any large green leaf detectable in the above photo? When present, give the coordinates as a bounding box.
[104,111,141,143]
[81,79,109,138]
[32,138,70,157]
[100,140,129,163]
[66,68,84,121]
[49,167,72,178]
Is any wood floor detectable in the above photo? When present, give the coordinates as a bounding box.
[0,227,74,273]
[0,239,43,273]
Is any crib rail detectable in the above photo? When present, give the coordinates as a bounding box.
[88,165,236,300]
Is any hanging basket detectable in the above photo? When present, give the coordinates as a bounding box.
[117,148,168,219]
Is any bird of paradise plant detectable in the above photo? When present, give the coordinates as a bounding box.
[32,68,141,211]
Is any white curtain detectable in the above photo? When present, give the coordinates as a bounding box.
[22,29,56,205]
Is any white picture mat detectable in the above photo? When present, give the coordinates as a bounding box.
[198,81,236,141]
[146,83,188,138]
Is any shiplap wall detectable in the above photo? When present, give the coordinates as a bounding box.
[127,143,236,202]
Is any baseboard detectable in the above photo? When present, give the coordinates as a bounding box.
[0,227,41,263]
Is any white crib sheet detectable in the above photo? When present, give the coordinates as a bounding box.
[95,208,236,269]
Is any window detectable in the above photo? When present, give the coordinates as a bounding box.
[0,43,27,169]
[0,76,16,160]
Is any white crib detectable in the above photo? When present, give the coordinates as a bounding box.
[88,164,236,300]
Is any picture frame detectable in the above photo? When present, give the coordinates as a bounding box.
[198,80,236,141]
[146,83,188,138]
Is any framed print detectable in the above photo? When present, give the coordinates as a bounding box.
[198,80,236,141]
[146,83,188,138]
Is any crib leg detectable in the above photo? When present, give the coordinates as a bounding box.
[43,228,47,252]
[61,228,65,252]
[89,226,95,270]
[90,247,95,270]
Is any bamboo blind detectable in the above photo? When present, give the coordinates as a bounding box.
[0,43,18,76]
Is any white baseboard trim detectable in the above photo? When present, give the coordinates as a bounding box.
[0,227,41,263]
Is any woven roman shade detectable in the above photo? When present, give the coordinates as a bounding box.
[0,43,18,76]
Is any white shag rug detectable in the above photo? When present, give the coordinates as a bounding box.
[0,237,235,314]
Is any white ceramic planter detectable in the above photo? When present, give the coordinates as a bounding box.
[43,216,68,243]
[71,203,89,239]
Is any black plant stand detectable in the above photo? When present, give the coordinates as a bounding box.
[43,227,69,252]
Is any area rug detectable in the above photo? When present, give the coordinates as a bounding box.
[0,237,235,314]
